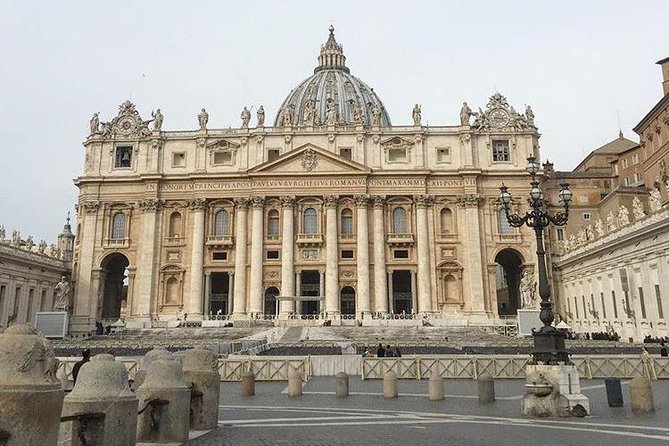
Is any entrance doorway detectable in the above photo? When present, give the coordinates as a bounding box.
[100,253,130,319]
[392,270,413,314]
[210,272,230,315]
[264,287,279,316]
[495,249,524,316]
[340,286,356,315]
[300,271,320,315]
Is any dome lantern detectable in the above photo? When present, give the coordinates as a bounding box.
[315,25,349,74]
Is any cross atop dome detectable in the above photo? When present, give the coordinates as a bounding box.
[315,25,349,74]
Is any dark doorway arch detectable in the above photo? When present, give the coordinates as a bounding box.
[264,286,279,316]
[494,249,524,316]
[100,253,130,319]
[340,286,356,315]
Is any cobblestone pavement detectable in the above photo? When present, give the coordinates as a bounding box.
[191,378,669,445]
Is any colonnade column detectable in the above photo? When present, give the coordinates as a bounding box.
[324,195,339,317]
[136,199,161,320]
[414,195,432,313]
[279,197,295,317]
[187,198,206,318]
[232,198,249,318]
[249,197,265,316]
[372,196,388,314]
[355,195,371,316]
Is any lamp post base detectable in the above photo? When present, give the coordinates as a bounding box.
[531,326,571,365]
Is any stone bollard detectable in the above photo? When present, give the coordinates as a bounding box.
[241,371,256,397]
[478,374,495,403]
[383,371,398,398]
[287,369,303,397]
[630,375,654,414]
[605,378,623,407]
[182,348,220,430]
[136,359,190,444]
[59,354,138,446]
[336,372,349,398]
[428,374,444,401]
[0,325,64,446]
[133,348,174,391]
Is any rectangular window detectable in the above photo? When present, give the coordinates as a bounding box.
[115,146,133,168]
[656,284,664,319]
[578,195,589,203]
[393,249,409,259]
[612,163,619,175]
[574,296,579,319]
[632,153,639,164]
[267,149,280,162]
[172,152,186,167]
[611,290,618,319]
[339,148,352,160]
[341,250,354,259]
[492,140,510,162]
[639,287,647,319]
[556,228,564,241]
[622,158,629,169]
[213,151,232,165]
[212,251,228,261]
[436,147,451,163]
[624,177,630,186]
[600,292,607,319]
[499,209,514,234]
[582,213,591,221]
[634,173,641,184]
[266,250,280,260]
[388,148,407,162]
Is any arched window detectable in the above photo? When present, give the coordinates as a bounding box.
[440,208,454,234]
[169,212,182,237]
[303,208,317,234]
[214,210,230,236]
[340,286,356,315]
[340,208,353,235]
[392,207,407,233]
[267,209,280,236]
[111,213,126,239]
[165,277,179,304]
[498,208,514,234]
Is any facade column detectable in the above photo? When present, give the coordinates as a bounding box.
[187,198,206,318]
[280,197,295,316]
[227,272,234,315]
[457,194,486,316]
[411,270,418,314]
[319,270,325,315]
[372,196,388,314]
[324,195,339,317]
[72,201,101,334]
[136,199,162,320]
[232,198,249,317]
[355,195,371,316]
[387,271,394,314]
[414,195,432,313]
[249,197,265,316]
[295,272,300,314]
[204,271,211,317]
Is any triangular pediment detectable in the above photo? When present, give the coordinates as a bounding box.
[380,136,414,149]
[207,138,240,151]
[249,144,371,175]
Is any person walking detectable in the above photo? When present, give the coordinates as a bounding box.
[72,348,91,385]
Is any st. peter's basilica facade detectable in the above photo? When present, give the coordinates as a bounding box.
[70,27,542,335]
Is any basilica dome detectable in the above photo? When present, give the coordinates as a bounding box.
[274,26,392,127]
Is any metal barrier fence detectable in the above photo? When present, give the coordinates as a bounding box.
[56,354,669,382]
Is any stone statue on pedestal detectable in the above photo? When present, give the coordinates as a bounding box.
[371,104,382,126]
[256,105,265,126]
[520,270,537,309]
[198,108,209,130]
[460,102,473,125]
[151,109,163,131]
[606,211,617,232]
[352,104,364,124]
[649,188,662,212]
[594,219,604,238]
[412,103,422,126]
[618,205,630,226]
[304,100,316,126]
[11,230,20,247]
[525,105,535,127]
[240,106,251,128]
[53,276,71,312]
[89,113,100,135]
[632,196,645,220]
[325,101,337,126]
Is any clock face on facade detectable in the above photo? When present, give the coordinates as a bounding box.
[489,108,510,128]
[116,116,138,135]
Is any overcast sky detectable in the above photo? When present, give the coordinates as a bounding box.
[1,0,667,242]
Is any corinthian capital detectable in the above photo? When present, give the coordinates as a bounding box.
[413,194,433,208]
[138,198,163,213]
[371,195,386,209]
[456,194,483,208]
[323,195,339,208]
[187,198,207,211]
[251,196,265,209]
[82,201,100,214]
[354,194,370,208]
[281,196,295,208]
[234,197,250,209]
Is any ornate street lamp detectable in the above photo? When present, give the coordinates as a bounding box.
[499,156,573,364]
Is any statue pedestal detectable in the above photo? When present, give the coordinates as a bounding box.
[521,364,590,418]
[517,309,542,336]
[34,312,69,338]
